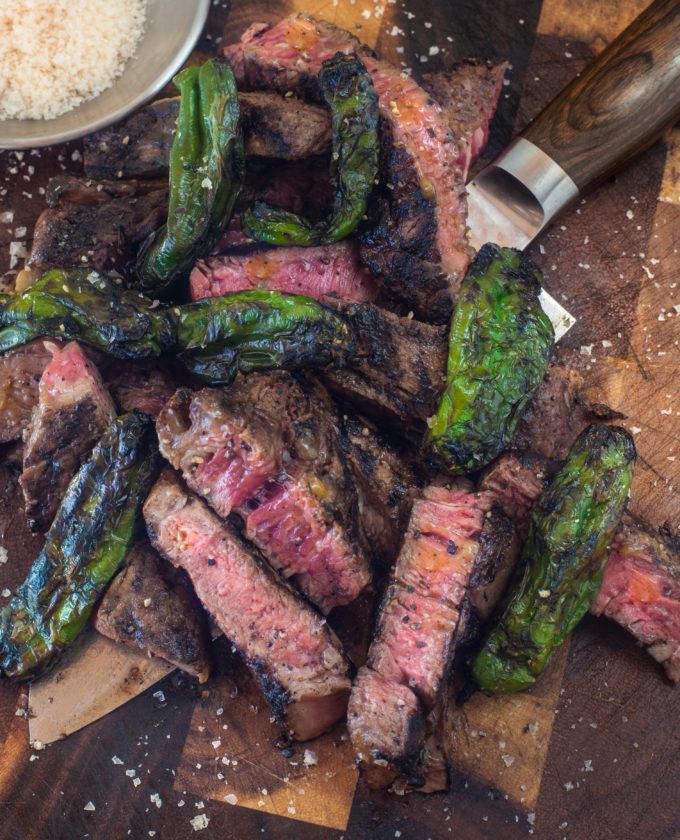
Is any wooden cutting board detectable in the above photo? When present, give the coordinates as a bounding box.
[1,1,678,838]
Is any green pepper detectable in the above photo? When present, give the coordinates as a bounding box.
[175,290,354,384]
[0,412,160,679]
[242,53,378,246]
[471,424,636,693]
[136,58,244,297]
[0,269,175,358]
[425,244,554,474]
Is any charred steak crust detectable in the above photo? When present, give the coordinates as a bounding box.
[144,469,352,740]
[0,341,58,444]
[593,519,680,682]
[28,176,168,274]
[155,375,372,612]
[94,540,211,682]
[20,342,116,533]
[321,297,447,434]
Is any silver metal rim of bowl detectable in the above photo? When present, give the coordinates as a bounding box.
[0,0,211,151]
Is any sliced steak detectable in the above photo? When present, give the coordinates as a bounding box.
[0,340,56,444]
[592,520,680,682]
[477,451,549,537]
[103,360,179,418]
[19,341,116,532]
[94,540,211,682]
[422,60,507,180]
[83,92,332,180]
[348,486,501,788]
[27,176,167,274]
[156,375,371,612]
[339,412,420,568]
[190,239,377,303]
[144,469,352,739]
[224,14,471,323]
[322,298,447,435]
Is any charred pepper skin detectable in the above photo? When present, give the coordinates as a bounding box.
[242,54,379,246]
[136,58,245,297]
[471,424,636,694]
[175,289,354,384]
[0,413,160,680]
[0,269,175,358]
[425,244,554,474]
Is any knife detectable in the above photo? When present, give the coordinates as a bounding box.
[27,0,680,744]
[467,0,680,340]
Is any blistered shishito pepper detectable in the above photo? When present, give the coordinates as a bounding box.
[425,244,554,474]
[0,412,160,679]
[471,424,636,694]
[175,289,354,383]
[242,54,378,246]
[0,269,175,358]
[136,58,244,297]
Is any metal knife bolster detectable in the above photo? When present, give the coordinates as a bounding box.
[467,138,580,252]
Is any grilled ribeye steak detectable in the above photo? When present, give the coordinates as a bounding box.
[83,92,332,181]
[348,485,520,788]
[94,540,211,682]
[224,14,471,323]
[27,176,167,274]
[103,360,179,418]
[144,469,351,740]
[322,298,447,435]
[422,60,507,180]
[339,412,420,569]
[155,374,372,612]
[593,520,680,682]
[20,342,116,533]
[477,451,549,537]
[190,239,377,304]
[0,340,56,444]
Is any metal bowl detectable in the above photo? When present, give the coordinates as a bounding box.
[0,0,210,150]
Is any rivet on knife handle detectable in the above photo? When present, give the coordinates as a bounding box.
[523,0,680,193]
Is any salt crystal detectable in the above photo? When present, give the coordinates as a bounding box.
[111,756,124,765]
[303,749,318,766]
[190,814,210,831]
[150,793,162,808]
[429,46,440,56]
[501,754,514,766]
[224,794,238,805]
[83,801,96,812]
[0,210,14,224]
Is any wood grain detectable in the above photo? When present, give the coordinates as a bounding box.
[0,1,679,838]
[524,0,680,190]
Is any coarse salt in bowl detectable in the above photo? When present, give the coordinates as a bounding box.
[0,0,210,149]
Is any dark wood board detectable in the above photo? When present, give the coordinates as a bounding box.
[0,1,679,838]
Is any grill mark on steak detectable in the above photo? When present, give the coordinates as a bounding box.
[94,540,212,682]
[347,485,497,788]
[143,469,351,740]
[82,92,332,181]
[338,412,421,569]
[422,60,507,181]
[190,240,378,304]
[27,176,168,274]
[322,298,447,437]
[19,342,116,533]
[592,519,680,683]
[155,375,372,613]
[224,13,471,323]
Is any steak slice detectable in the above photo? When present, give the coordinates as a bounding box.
[422,60,507,180]
[224,14,471,323]
[19,341,116,532]
[83,92,332,180]
[0,340,56,444]
[27,176,167,274]
[144,469,352,739]
[103,360,179,418]
[189,239,378,303]
[156,375,372,612]
[94,540,211,682]
[322,298,447,435]
[592,520,680,682]
[348,485,499,788]
[477,451,549,537]
[339,412,420,568]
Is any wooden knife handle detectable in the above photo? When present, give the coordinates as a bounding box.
[522,0,680,191]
